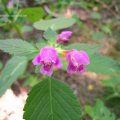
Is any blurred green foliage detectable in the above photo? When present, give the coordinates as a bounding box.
[85,99,117,120]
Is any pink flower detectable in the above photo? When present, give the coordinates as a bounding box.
[56,31,72,43]
[66,50,90,74]
[32,46,62,76]
[7,0,14,8]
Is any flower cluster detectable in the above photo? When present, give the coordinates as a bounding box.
[32,31,90,76]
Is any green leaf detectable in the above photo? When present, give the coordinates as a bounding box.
[24,78,81,120]
[85,106,94,118]
[24,75,40,87]
[102,76,120,88]
[65,43,101,57]
[87,53,118,75]
[0,39,38,57]
[35,65,41,73]
[85,99,115,120]
[36,38,47,49]
[101,25,112,34]
[0,56,27,96]
[106,97,120,118]
[90,12,102,20]
[21,25,33,33]
[92,32,105,40]
[34,17,75,31]
[43,28,58,41]
[20,7,45,22]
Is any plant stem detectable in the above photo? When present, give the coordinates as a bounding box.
[2,0,24,39]
[13,24,24,39]
[104,93,120,101]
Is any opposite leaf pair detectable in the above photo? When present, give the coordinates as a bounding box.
[32,31,90,76]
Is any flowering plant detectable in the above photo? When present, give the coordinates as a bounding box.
[32,30,90,76]
[0,16,118,120]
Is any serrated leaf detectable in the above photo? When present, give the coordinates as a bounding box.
[34,17,75,31]
[24,78,81,120]
[65,43,101,57]
[0,56,27,96]
[0,39,38,57]
[21,7,45,22]
[43,28,57,41]
[87,53,118,75]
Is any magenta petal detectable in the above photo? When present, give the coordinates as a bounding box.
[54,58,62,68]
[56,31,72,43]
[66,49,90,74]
[33,46,62,76]
[40,46,57,62]
[59,31,72,38]
[32,55,41,65]
[78,65,86,73]
[67,62,76,75]
[79,51,90,65]
[40,65,53,76]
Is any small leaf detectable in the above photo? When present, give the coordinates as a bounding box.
[43,28,57,41]
[24,75,40,87]
[35,65,41,73]
[90,12,102,20]
[36,38,47,49]
[21,25,33,33]
[0,56,27,96]
[101,25,112,34]
[21,7,45,22]
[34,17,75,31]
[92,32,105,40]
[85,106,94,118]
[24,78,81,120]
[0,39,38,57]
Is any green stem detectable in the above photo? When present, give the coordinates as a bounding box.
[104,93,119,101]
[2,0,24,39]
[2,0,10,15]
[13,24,24,39]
